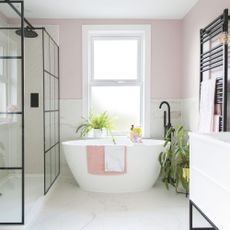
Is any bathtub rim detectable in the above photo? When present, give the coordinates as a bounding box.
[62,137,165,147]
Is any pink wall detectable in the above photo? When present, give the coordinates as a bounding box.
[151,20,182,100]
[30,19,182,100]
[182,0,230,99]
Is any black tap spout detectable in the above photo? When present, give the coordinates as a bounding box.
[159,101,172,138]
[159,101,171,126]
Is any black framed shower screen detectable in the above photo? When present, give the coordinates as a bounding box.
[42,29,60,195]
[0,1,60,225]
[0,0,25,224]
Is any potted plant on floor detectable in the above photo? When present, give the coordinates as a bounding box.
[76,111,115,140]
[159,125,189,196]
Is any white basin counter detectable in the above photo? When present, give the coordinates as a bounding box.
[189,132,230,230]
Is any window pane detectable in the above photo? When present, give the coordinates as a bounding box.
[44,32,50,73]
[0,114,22,167]
[0,29,21,57]
[91,86,140,133]
[0,170,22,223]
[93,39,138,80]
[45,150,51,191]
[0,59,22,113]
[0,82,6,112]
[0,46,3,75]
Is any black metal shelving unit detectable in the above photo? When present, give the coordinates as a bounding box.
[190,8,230,230]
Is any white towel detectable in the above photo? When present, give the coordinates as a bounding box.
[104,146,125,172]
[199,79,216,132]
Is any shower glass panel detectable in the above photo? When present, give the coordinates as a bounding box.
[0,1,24,224]
[43,30,60,194]
[0,170,22,223]
[0,59,22,112]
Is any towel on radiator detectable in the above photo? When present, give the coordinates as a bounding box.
[213,115,220,132]
[199,79,216,132]
[104,146,126,172]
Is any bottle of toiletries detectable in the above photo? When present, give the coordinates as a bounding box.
[130,125,134,140]
[130,125,142,143]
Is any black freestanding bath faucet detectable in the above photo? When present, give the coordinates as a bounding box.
[159,101,172,139]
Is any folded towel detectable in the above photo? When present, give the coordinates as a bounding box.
[214,104,222,115]
[87,145,127,175]
[213,115,220,132]
[104,146,126,172]
[199,79,216,132]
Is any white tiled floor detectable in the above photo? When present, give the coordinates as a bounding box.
[25,177,209,230]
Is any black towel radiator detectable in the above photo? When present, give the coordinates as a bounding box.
[191,8,230,230]
[199,8,229,132]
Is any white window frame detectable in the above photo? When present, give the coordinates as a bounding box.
[82,25,151,137]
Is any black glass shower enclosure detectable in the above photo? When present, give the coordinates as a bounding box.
[0,0,60,225]
[0,1,25,224]
[43,29,60,194]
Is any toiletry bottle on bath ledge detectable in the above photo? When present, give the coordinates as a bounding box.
[130,125,142,143]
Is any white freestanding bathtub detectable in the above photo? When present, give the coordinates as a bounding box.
[62,137,164,193]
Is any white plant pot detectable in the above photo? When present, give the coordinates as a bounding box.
[93,129,106,138]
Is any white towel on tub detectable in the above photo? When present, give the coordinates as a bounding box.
[199,79,216,132]
[104,146,125,172]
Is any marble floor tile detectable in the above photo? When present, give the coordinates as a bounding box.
[25,177,209,230]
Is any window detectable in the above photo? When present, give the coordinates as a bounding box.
[0,45,7,113]
[82,25,151,137]
[93,38,139,80]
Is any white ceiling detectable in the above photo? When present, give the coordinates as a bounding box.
[22,0,199,19]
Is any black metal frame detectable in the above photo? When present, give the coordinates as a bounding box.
[24,26,60,195]
[42,29,60,195]
[189,200,218,230]
[0,0,60,225]
[200,8,229,131]
[0,0,24,225]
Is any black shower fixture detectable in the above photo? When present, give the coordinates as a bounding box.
[159,101,172,139]
[4,0,38,38]
[15,26,38,38]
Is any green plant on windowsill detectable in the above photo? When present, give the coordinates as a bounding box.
[76,111,115,143]
[159,125,189,196]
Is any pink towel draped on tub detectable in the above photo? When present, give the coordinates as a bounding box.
[87,146,127,175]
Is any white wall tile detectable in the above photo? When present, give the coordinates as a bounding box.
[24,32,44,174]
[151,99,182,139]
[181,97,199,132]
[60,99,82,177]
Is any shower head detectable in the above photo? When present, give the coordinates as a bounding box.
[15,26,38,38]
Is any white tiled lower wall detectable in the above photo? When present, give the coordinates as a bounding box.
[60,99,82,177]
[181,97,199,132]
[60,98,185,177]
[151,99,182,138]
